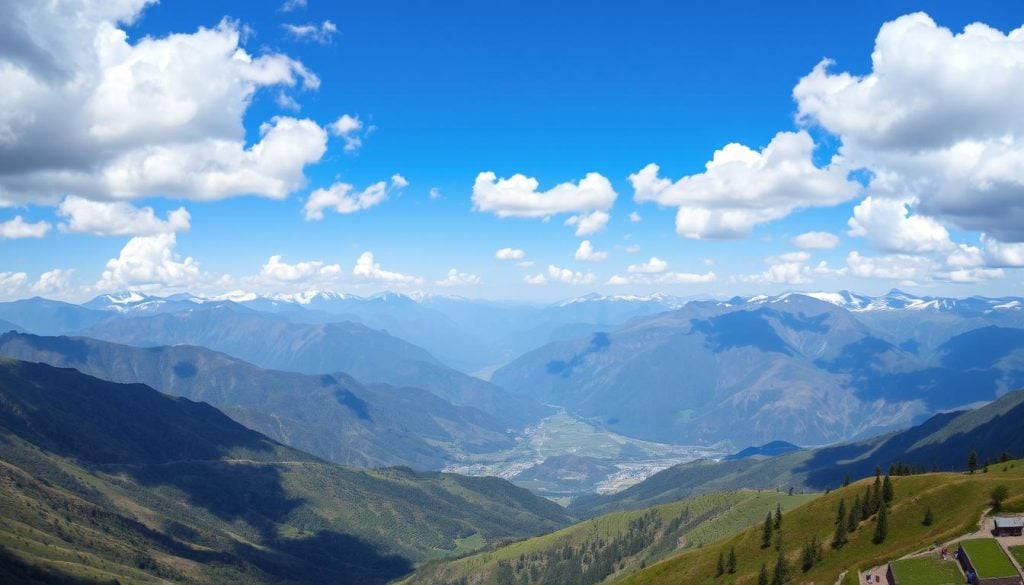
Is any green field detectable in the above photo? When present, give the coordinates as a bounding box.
[620,464,1024,585]
[959,538,1019,578]
[890,557,963,585]
[1011,545,1024,569]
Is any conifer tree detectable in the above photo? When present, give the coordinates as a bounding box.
[774,503,783,529]
[758,562,769,585]
[882,473,894,503]
[832,509,848,548]
[716,551,725,577]
[871,475,883,513]
[834,498,846,525]
[771,546,789,585]
[861,485,873,520]
[848,496,860,533]
[969,449,978,474]
[843,475,850,487]
[922,507,934,526]
[761,512,773,548]
[727,546,737,574]
[872,503,889,544]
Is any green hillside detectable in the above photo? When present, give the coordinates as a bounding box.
[572,387,1024,518]
[0,359,571,585]
[621,464,1024,585]
[403,490,817,585]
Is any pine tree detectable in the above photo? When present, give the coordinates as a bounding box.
[848,495,861,533]
[922,507,934,526]
[727,546,737,574]
[771,546,789,585]
[774,503,783,529]
[882,473,894,503]
[716,551,725,577]
[834,498,846,525]
[761,512,773,548]
[872,503,889,544]
[871,475,883,514]
[832,509,848,548]
[842,475,850,487]
[969,450,978,474]
[758,562,769,585]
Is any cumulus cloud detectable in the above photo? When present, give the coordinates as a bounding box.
[260,255,341,282]
[429,187,442,200]
[280,0,307,12]
[435,268,481,287]
[303,175,407,220]
[495,248,525,260]
[0,4,326,206]
[845,251,936,281]
[629,211,642,223]
[792,231,839,250]
[471,172,617,235]
[98,233,201,290]
[352,252,422,285]
[57,196,190,236]
[0,272,29,297]
[329,113,368,152]
[847,196,952,253]
[981,234,1024,268]
[0,216,51,239]
[31,268,73,295]
[574,240,607,262]
[282,20,337,44]
[565,210,610,236]
[629,131,859,239]
[523,273,547,285]
[794,13,1024,242]
[545,265,596,285]
[627,257,667,274]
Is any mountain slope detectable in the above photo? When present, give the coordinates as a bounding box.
[494,294,1024,445]
[0,359,572,585]
[571,387,1024,518]
[403,490,818,585]
[0,297,106,335]
[79,306,550,427]
[0,331,515,469]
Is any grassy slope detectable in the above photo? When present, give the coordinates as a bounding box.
[0,359,571,585]
[621,464,1024,585]
[403,490,817,585]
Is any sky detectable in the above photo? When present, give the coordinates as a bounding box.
[2,0,1024,302]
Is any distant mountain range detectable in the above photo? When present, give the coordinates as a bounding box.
[0,358,571,585]
[0,331,516,469]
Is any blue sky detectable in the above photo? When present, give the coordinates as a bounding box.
[2,0,1024,301]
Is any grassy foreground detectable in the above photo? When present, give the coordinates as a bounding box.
[622,463,1024,584]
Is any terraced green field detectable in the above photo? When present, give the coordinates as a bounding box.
[960,538,1018,578]
[890,557,962,585]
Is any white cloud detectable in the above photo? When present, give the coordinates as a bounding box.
[352,252,422,285]
[845,251,936,281]
[429,187,441,200]
[606,275,630,286]
[523,273,547,285]
[766,251,811,264]
[847,196,952,253]
[329,114,367,152]
[546,265,596,285]
[0,5,326,206]
[31,268,73,295]
[517,260,535,268]
[260,255,340,282]
[627,257,667,274]
[57,196,190,236]
[564,210,610,236]
[304,175,407,220]
[275,90,300,111]
[471,172,617,231]
[792,231,839,250]
[629,131,859,239]
[574,240,608,262]
[625,244,641,254]
[495,248,525,260]
[435,268,481,287]
[794,13,1024,242]
[0,216,51,239]
[629,211,642,223]
[280,0,307,12]
[0,272,29,297]
[282,20,337,44]
[98,233,201,290]
[981,234,1024,268]
[659,271,716,284]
